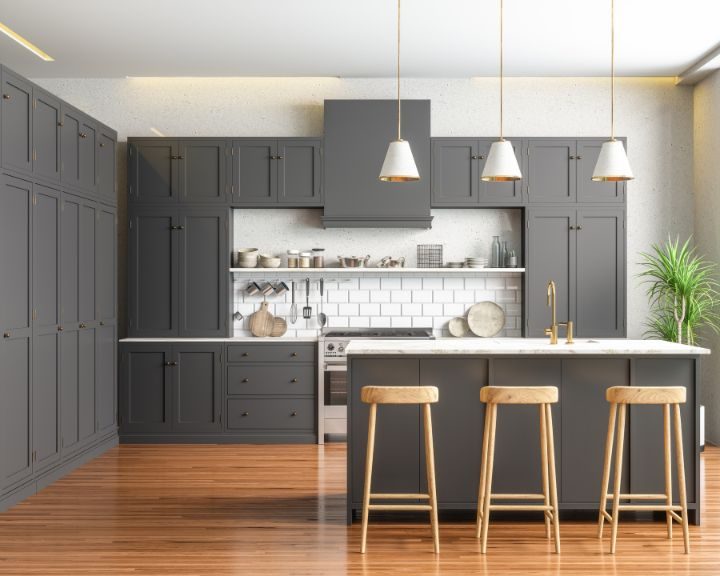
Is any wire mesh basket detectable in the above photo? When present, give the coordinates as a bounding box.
[417,244,443,268]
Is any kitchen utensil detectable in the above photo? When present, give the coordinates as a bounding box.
[318,278,327,327]
[270,316,288,337]
[337,255,371,268]
[290,281,298,324]
[303,278,312,319]
[379,256,406,268]
[260,282,274,297]
[273,281,289,296]
[467,301,505,338]
[245,281,262,296]
[249,302,274,337]
[448,317,470,337]
[232,311,244,322]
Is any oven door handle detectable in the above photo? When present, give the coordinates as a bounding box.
[324,364,347,372]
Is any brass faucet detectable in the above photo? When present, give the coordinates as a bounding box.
[545,280,574,345]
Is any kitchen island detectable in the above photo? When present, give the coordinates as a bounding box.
[345,338,709,525]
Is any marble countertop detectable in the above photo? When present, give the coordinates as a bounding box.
[119,337,318,343]
[345,338,711,356]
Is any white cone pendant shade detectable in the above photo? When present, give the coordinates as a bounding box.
[592,139,633,181]
[379,139,420,182]
[481,139,522,182]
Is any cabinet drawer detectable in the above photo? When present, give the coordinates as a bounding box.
[226,398,314,430]
[227,365,314,396]
[226,343,315,363]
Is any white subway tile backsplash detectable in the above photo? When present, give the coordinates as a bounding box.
[328,290,349,303]
[443,303,465,317]
[328,316,349,328]
[391,290,412,303]
[412,290,433,303]
[423,303,443,316]
[338,303,359,316]
[433,290,454,303]
[465,278,486,289]
[370,316,392,327]
[486,277,506,290]
[402,278,423,290]
[413,316,434,328]
[402,303,422,316]
[475,290,495,301]
[381,277,402,290]
[349,316,370,328]
[349,290,370,303]
[495,290,517,303]
[359,278,381,290]
[381,303,402,316]
[370,290,391,303]
[444,278,464,290]
[506,276,522,290]
[359,303,381,316]
[423,278,443,290]
[391,316,413,328]
[454,290,475,303]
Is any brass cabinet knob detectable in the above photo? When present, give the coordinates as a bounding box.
[291,352,298,357]
[242,411,249,417]
[577,225,583,230]
[242,378,249,383]
[58,121,64,127]
[2,94,10,100]
[99,142,105,148]
[99,321,105,326]
[242,352,249,357]
[57,326,63,332]
[276,156,283,160]
[569,225,576,230]
[3,332,10,338]
[79,323,87,329]
[79,132,87,139]
[291,378,298,383]
[576,155,582,160]
[291,411,297,417]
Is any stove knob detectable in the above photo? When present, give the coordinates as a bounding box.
[327,343,335,351]
[338,345,345,353]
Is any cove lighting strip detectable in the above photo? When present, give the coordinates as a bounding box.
[0,21,54,62]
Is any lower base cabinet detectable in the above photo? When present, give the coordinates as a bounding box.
[119,341,317,443]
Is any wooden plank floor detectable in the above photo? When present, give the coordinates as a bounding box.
[0,444,718,575]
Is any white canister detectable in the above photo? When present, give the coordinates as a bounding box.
[299,251,312,268]
[287,250,299,268]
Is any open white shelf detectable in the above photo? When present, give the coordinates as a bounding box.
[229,267,525,274]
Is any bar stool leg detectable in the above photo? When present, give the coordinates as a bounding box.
[476,403,491,538]
[598,403,617,538]
[480,403,498,554]
[360,403,378,554]
[539,404,551,539]
[673,404,690,554]
[545,404,561,553]
[663,404,673,540]
[423,404,440,554]
[610,403,627,554]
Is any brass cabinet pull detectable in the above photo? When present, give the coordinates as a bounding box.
[242,378,249,383]
[79,132,87,138]
[177,155,184,160]
[242,411,249,417]
[276,156,283,160]
[3,332,10,338]
[242,352,249,357]
[79,323,87,329]
[576,155,582,160]
[569,225,576,230]
[291,411,297,417]
[57,326,63,332]
[291,378,298,383]
[291,352,298,357]
[99,321,105,326]
[577,225,583,231]
[2,94,10,100]
[99,142,105,148]
[58,121,64,127]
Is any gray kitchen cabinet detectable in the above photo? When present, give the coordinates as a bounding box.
[526,207,625,338]
[79,201,97,323]
[33,332,60,471]
[418,358,488,504]
[78,326,96,443]
[96,129,117,203]
[232,139,277,204]
[59,330,81,453]
[128,139,179,203]
[178,140,229,204]
[576,139,626,203]
[526,139,576,203]
[120,345,173,434]
[61,194,81,325]
[172,345,222,432]
[95,323,117,435]
[277,138,322,205]
[32,90,62,183]
[60,106,82,189]
[1,68,33,175]
[78,117,97,191]
[96,204,117,322]
[431,138,522,207]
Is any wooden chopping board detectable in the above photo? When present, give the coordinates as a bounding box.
[249,302,274,337]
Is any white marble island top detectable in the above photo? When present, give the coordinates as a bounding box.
[345,338,710,356]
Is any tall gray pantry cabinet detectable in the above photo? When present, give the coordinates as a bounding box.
[0,64,118,511]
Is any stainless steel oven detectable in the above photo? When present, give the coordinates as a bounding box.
[317,327,434,443]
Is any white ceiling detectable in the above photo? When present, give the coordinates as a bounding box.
[0,0,718,79]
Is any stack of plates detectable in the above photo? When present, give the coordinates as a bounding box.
[465,257,489,268]
[235,248,259,268]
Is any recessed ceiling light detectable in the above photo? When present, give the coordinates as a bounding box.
[0,21,54,62]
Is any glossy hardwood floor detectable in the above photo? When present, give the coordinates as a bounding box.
[1,444,719,575]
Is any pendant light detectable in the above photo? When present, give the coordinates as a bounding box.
[481,0,522,182]
[592,0,634,181]
[379,0,420,182]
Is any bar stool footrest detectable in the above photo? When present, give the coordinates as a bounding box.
[367,504,433,511]
[605,493,669,501]
[616,504,684,512]
[490,493,546,500]
[369,493,430,500]
[490,504,554,512]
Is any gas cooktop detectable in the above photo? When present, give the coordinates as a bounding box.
[321,328,434,339]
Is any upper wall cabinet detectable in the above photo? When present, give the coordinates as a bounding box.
[60,106,98,194]
[128,139,229,205]
[232,138,322,206]
[1,69,34,175]
[96,128,117,203]
[431,138,522,207]
[32,90,62,183]
[524,138,625,204]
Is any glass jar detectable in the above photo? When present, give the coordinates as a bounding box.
[312,248,325,268]
[287,249,299,268]
[299,251,312,268]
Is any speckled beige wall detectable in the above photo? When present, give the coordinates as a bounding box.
[694,70,720,443]
[32,76,695,342]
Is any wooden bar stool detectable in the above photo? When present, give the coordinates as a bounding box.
[360,385,440,554]
[476,386,561,554]
[598,386,690,554]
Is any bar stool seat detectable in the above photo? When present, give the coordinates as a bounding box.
[360,386,440,554]
[598,386,690,554]
[476,386,561,554]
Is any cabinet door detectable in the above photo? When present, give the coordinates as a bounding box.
[96,205,116,322]
[33,332,60,471]
[575,209,625,337]
[32,90,62,182]
[0,335,33,490]
[576,139,625,203]
[526,209,575,336]
[419,359,487,504]
[60,329,81,454]
[0,175,33,333]
[630,359,696,504]
[79,200,96,324]
[1,70,33,174]
[60,106,82,189]
[490,359,562,495]
[128,208,178,337]
[526,139,576,203]
[561,359,629,503]
[277,139,322,205]
[178,140,228,203]
[172,344,221,432]
[128,140,178,203]
[177,209,228,337]
[96,130,117,203]
[61,194,81,325]
[232,139,277,204]
[350,359,420,504]
[431,138,479,206]
[34,185,60,329]
[120,345,173,434]
[478,138,523,204]
[78,118,97,191]
[95,322,116,434]
[78,326,96,443]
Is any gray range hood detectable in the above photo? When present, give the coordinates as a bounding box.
[322,100,432,228]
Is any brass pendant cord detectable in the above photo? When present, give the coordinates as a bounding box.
[499,0,504,141]
[610,0,615,141]
[396,0,402,141]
